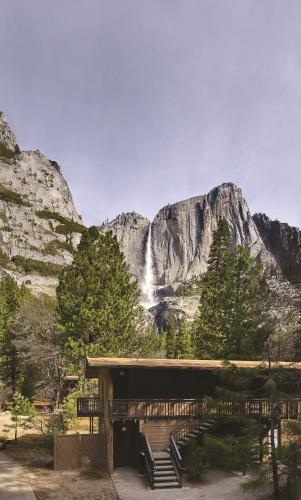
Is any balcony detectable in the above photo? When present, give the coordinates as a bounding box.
[109,399,204,419]
[76,397,301,420]
[77,397,104,417]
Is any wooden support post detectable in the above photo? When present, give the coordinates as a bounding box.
[278,420,281,448]
[103,368,114,473]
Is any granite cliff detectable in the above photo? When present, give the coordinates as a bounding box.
[0,112,300,315]
[100,184,301,326]
[0,112,84,294]
[254,213,301,284]
[100,184,279,291]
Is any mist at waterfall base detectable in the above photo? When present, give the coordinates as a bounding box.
[141,224,158,309]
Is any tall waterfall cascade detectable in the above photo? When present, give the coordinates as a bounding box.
[141,224,157,308]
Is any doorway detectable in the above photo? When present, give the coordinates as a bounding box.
[113,421,140,468]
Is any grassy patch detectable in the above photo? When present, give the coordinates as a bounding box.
[0,211,7,222]
[55,221,85,235]
[0,143,15,159]
[35,209,70,225]
[176,276,203,296]
[0,249,10,268]
[11,255,63,277]
[42,239,74,256]
[0,184,30,207]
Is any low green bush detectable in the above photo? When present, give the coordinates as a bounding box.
[35,209,69,225]
[0,143,15,159]
[11,255,63,277]
[42,239,74,256]
[0,212,7,222]
[55,221,85,235]
[0,184,30,206]
[0,249,10,268]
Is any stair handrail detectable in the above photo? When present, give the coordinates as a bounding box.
[173,416,203,445]
[139,432,155,489]
[170,433,182,487]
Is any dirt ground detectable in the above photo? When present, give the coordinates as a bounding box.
[2,435,118,500]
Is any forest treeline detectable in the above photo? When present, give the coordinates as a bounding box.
[0,220,300,405]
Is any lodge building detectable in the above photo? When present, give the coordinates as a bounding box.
[74,357,301,489]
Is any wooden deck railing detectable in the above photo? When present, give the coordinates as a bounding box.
[77,397,301,420]
[108,399,205,419]
[77,397,104,417]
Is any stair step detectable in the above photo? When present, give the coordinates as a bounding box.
[154,475,177,482]
[153,452,170,459]
[156,465,174,471]
[154,471,177,477]
[154,481,180,489]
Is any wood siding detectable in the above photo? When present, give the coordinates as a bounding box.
[140,419,186,451]
[54,434,80,470]
[54,433,107,471]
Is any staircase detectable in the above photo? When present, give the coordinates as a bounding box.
[139,432,181,489]
[152,452,181,489]
[171,417,216,450]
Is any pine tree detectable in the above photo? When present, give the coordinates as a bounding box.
[194,218,271,360]
[194,218,233,358]
[0,276,27,394]
[176,316,194,359]
[223,246,271,359]
[57,227,159,360]
[165,316,177,359]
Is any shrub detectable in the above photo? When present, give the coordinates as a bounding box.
[0,212,7,223]
[0,143,15,159]
[184,440,206,481]
[42,240,74,256]
[49,160,61,173]
[0,184,30,206]
[11,255,63,277]
[0,249,10,268]
[35,209,69,225]
[0,435,8,449]
[176,276,203,296]
[55,221,85,235]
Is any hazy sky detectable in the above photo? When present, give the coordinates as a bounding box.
[0,0,300,227]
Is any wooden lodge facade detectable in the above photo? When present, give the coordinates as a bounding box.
[76,357,301,489]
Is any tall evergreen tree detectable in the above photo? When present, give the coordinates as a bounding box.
[57,227,159,359]
[194,218,233,358]
[164,316,177,359]
[223,246,271,359]
[176,316,194,359]
[0,276,27,393]
[195,219,271,360]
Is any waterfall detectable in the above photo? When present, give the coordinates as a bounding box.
[141,223,157,308]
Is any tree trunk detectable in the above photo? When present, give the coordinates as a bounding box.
[270,409,280,500]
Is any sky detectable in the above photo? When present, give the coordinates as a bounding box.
[0,0,300,228]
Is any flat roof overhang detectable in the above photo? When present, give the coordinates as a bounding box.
[85,357,301,378]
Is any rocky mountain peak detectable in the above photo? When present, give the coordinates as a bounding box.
[99,211,150,283]
[99,183,275,295]
[0,113,84,295]
[253,212,301,283]
[0,111,17,153]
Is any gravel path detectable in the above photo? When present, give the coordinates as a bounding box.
[111,467,270,500]
[0,452,36,499]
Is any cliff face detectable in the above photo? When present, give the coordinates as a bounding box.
[101,183,275,291]
[1,111,300,305]
[151,183,272,286]
[0,112,17,153]
[100,212,150,283]
[253,213,301,284]
[0,112,83,294]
